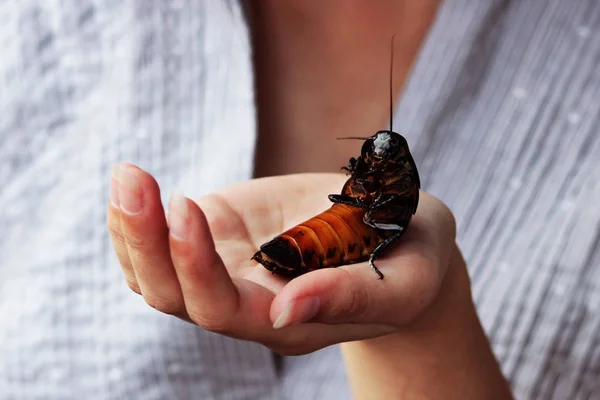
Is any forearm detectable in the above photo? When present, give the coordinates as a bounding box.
[248,0,442,176]
[341,245,514,400]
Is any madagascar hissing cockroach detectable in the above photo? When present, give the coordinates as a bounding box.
[251,35,420,280]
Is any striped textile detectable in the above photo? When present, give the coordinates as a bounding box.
[399,1,600,398]
[0,0,598,399]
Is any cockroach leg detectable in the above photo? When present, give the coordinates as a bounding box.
[367,195,400,212]
[328,194,364,208]
[340,157,357,173]
[368,229,405,280]
[363,206,409,279]
[369,259,385,280]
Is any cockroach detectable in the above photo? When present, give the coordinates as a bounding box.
[251,35,420,280]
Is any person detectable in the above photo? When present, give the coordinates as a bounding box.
[2,0,598,399]
[107,0,515,397]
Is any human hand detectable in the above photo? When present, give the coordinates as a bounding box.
[107,163,457,355]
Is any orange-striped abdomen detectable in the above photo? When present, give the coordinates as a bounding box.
[252,203,390,277]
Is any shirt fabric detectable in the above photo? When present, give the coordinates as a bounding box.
[0,0,598,399]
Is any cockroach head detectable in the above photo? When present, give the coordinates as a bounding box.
[361,130,409,167]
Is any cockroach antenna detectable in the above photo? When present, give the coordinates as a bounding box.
[336,34,396,141]
[389,33,395,132]
[336,136,370,140]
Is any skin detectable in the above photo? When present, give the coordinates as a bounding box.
[108,0,515,397]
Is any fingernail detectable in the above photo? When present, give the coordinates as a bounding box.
[118,165,143,215]
[167,190,189,241]
[273,297,320,329]
[110,165,120,208]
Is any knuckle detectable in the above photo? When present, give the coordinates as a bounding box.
[143,292,182,315]
[345,285,370,319]
[118,226,167,255]
[124,232,150,251]
[125,236,167,265]
[187,310,231,335]
[170,240,195,262]
[328,279,370,321]
[107,223,127,247]
[125,278,141,294]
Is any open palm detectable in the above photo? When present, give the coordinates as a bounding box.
[107,164,456,355]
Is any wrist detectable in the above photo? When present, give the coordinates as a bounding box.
[341,244,514,399]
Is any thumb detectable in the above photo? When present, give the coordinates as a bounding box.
[269,268,375,329]
[269,251,440,328]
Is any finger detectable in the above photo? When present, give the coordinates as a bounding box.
[270,192,456,328]
[107,165,139,294]
[167,191,240,333]
[117,163,186,317]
